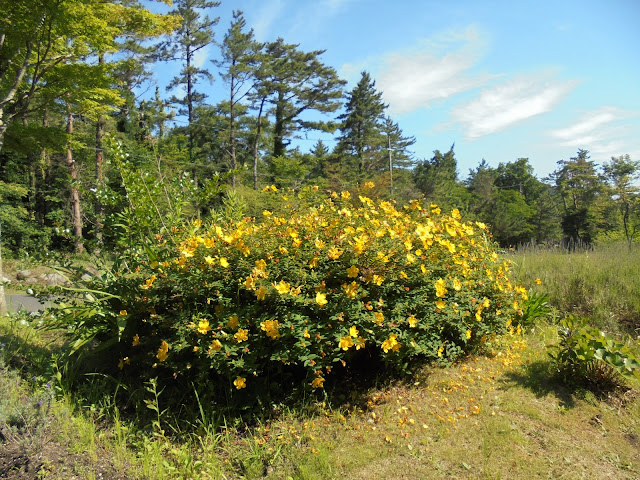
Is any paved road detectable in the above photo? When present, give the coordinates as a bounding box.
[4,294,53,313]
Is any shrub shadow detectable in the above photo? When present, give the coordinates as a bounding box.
[501,359,577,409]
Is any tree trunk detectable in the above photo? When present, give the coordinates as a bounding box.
[253,97,266,190]
[388,133,393,197]
[273,91,285,158]
[0,219,6,316]
[35,110,51,226]
[94,54,105,251]
[95,113,105,251]
[229,73,237,188]
[65,105,84,253]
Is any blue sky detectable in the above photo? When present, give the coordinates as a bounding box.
[149,0,640,179]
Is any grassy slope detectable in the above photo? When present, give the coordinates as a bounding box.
[1,244,640,479]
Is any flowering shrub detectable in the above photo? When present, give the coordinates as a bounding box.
[56,186,527,396]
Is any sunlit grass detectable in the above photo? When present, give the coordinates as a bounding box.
[510,243,640,335]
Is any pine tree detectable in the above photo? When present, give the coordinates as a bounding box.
[157,0,220,168]
[337,71,387,175]
[260,38,345,159]
[549,149,602,246]
[215,10,260,187]
[381,116,415,196]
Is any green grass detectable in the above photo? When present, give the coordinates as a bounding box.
[510,243,640,335]
[1,243,640,479]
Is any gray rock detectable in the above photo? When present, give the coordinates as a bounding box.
[0,275,10,284]
[16,270,32,280]
[38,273,68,286]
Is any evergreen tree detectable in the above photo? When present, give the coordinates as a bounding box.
[214,10,261,187]
[336,71,387,175]
[549,149,602,246]
[413,144,466,212]
[381,115,415,196]
[260,38,345,159]
[157,0,220,167]
[602,154,640,249]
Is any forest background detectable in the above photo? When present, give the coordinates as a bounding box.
[1,0,640,260]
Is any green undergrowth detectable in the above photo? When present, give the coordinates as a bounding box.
[2,312,640,479]
[511,243,640,335]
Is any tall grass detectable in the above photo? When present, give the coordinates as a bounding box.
[510,242,640,335]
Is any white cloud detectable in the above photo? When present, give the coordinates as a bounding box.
[192,45,209,70]
[550,106,639,157]
[251,0,286,41]
[375,26,494,114]
[451,73,578,138]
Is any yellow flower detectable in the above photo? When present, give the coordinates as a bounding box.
[466,329,472,340]
[453,277,462,291]
[407,315,418,328]
[373,312,384,326]
[373,274,384,286]
[197,319,211,335]
[274,280,291,295]
[363,181,375,189]
[245,276,256,291]
[482,297,491,308]
[119,310,127,316]
[204,256,215,265]
[256,285,268,300]
[346,265,360,278]
[381,334,400,353]
[315,239,326,249]
[227,315,239,329]
[406,253,416,264]
[234,377,246,389]
[219,257,229,268]
[117,357,130,370]
[535,278,542,285]
[437,345,444,357]
[279,245,288,255]
[132,334,140,346]
[308,257,319,269]
[400,271,409,279]
[156,340,169,362]
[260,320,281,339]
[341,190,351,199]
[342,281,359,299]
[353,238,367,255]
[435,299,446,309]
[349,325,359,338]
[209,339,222,352]
[339,336,354,351]
[142,275,157,289]
[435,278,447,298]
[311,377,325,388]
[475,309,483,321]
[303,329,310,338]
[451,208,461,220]
[316,292,328,307]
[234,328,248,343]
[355,336,366,350]
[327,246,343,260]
[262,210,272,217]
